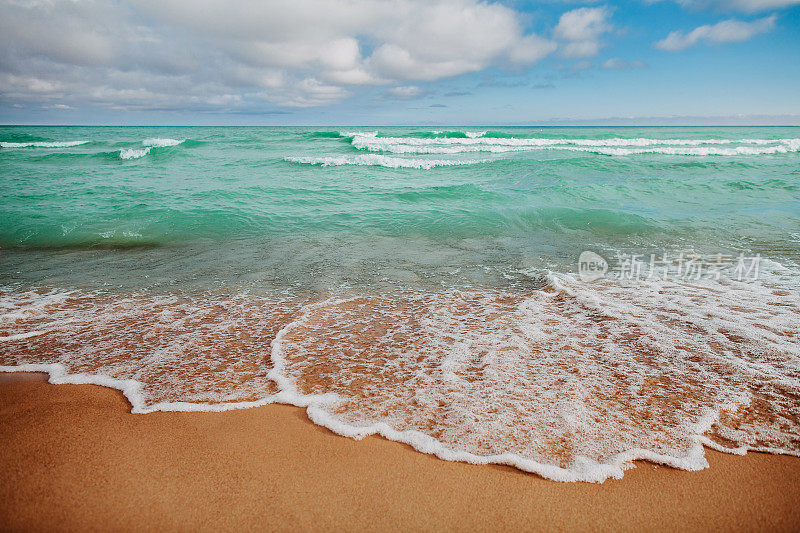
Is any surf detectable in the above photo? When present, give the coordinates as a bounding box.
[1,266,798,482]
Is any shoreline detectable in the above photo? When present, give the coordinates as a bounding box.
[2,374,799,531]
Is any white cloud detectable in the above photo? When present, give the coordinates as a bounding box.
[507,35,560,64]
[654,14,776,51]
[384,86,424,99]
[600,57,648,68]
[648,0,800,13]
[570,59,596,70]
[722,0,800,10]
[553,7,613,58]
[0,0,557,109]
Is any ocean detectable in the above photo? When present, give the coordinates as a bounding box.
[1,125,798,482]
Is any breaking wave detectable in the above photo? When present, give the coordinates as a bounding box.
[142,137,185,148]
[119,138,185,159]
[345,132,800,156]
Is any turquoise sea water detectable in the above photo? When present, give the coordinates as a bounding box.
[1,126,798,291]
[1,126,799,481]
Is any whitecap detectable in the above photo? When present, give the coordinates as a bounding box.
[349,134,800,156]
[142,138,185,148]
[118,138,186,159]
[119,147,151,160]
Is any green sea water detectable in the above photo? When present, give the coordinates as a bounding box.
[1,126,798,293]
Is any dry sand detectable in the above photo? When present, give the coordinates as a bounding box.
[1,372,799,532]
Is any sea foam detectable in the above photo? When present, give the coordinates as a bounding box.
[119,148,151,160]
[119,138,185,159]
[1,268,798,482]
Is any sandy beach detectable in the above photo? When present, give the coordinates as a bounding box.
[1,372,798,532]
[3,0,800,528]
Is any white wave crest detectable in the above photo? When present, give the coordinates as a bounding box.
[340,131,378,138]
[582,144,800,156]
[142,137,185,148]
[119,147,151,160]
[0,140,89,148]
[349,134,800,156]
[285,154,487,169]
[119,138,186,159]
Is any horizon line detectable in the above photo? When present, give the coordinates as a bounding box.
[2,123,800,128]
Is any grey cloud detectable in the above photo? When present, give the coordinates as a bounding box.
[0,0,557,110]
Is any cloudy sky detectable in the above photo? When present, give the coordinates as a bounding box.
[1,0,798,124]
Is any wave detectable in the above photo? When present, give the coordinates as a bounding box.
[0,137,188,159]
[346,133,800,156]
[586,145,800,156]
[119,138,186,159]
[0,140,90,148]
[0,230,165,250]
[119,148,151,160]
[306,131,348,139]
[142,137,185,148]
[0,205,659,248]
[339,131,488,140]
[389,183,508,202]
[284,154,488,169]
[1,268,799,482]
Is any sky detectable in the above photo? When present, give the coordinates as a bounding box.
[0,0,798,125]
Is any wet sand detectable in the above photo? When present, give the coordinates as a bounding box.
[1,373,799,532]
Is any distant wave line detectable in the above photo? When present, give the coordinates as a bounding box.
[0,140,90,148]
[284,154,489,169]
